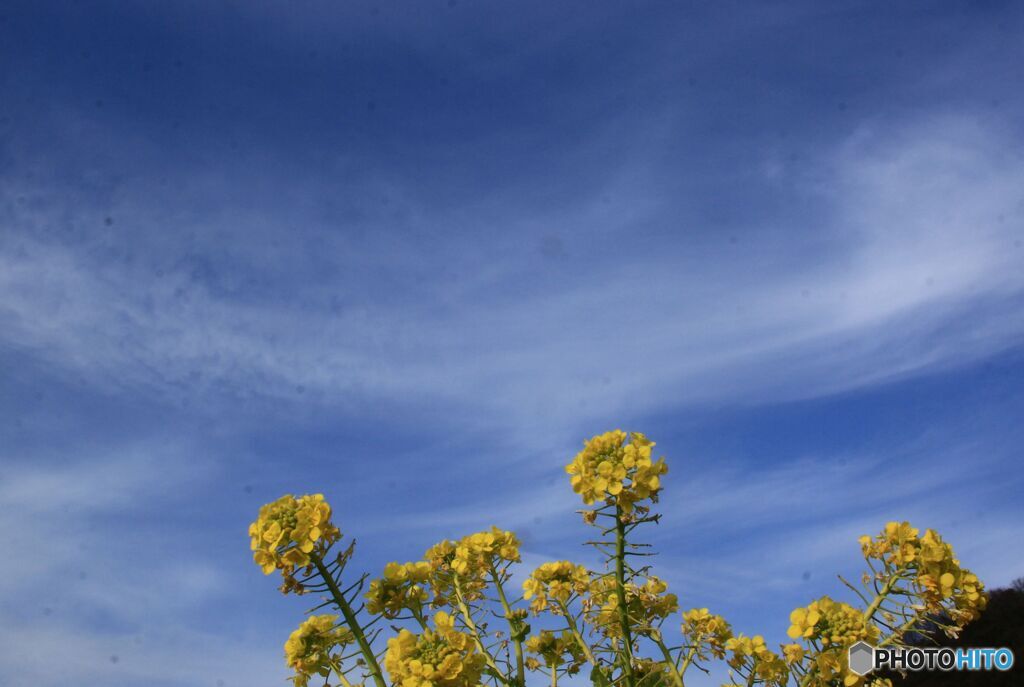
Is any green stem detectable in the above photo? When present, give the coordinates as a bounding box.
[310,553,387,687]
[453,574,511,686]
[863,567,903,624]
[614,507,637,687]
[878,610,927,648]
[653,635,686,687]
[490,566,525,687]
[556,600,602,670]
[332,661,355,687]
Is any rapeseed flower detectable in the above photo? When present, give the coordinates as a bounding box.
[787,597,875,646]
[425,528,520,604]
[588,575,678,636]
[565,431,668,514]
[366,561,432,618]
[725,634,788,687]
[681,607,733,659]
[250,494,341,585]
[522,561,590,614]
[384,612,486,687]
[284,614,353,687]
[781,643,804,665]
[524,630,584,670]
[858,523,987,623]
[451,527,520,577]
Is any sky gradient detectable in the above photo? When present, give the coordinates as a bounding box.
[1,2,1023,686]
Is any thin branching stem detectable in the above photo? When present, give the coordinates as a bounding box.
[614,506,638,687]
[310,552,387,687]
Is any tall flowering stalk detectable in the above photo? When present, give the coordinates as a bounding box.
[249,431,987,687]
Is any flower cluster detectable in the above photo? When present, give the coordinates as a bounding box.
[425,528,520,603]
[249,494,341,585]
[632,658,673,685]
[366,561,433,619]
[524,630,585,671]
[588,575,678,636]
[385,612,486,687]
[452,527,521,575]
[565,430,668,514]
[522,561,591,614]
[249,434,989,687]
[859,522,987,622]
[781,643,804,665]
[784,597,884,686]
[787,596,877,647]
[681,607,733,659]
[284,614,353,687]
[860,521,921,566]
[422,539,459,604]
[725,634,788,687]
[424,540,458,572]
[806,648,870,687]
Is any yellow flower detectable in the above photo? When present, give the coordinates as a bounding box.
[787,604,822,639]
[522,561,591,614]
[419,528,521,606]
[858,522,987,625]
[451,527,521,578]
[425,539,459,569]
[525,630,584,669]
[633,658,673,685]
[366,561,432,618]
[565,431,668,514]
[681,607,733,659]
[804,643,872,687]
[788,597,875,647]
[726,634,788,687]
[284,614,353,687]
[384,613,486,687]
[249,494,341,590]
[588,575,678,636]
[782,643,804,665]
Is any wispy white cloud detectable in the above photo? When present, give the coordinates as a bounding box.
[2,113,1022,449]
[2,4,1022,687]
[0,622,284,687]
[0,443,287,687]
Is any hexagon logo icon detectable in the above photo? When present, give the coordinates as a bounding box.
[848,641,875,676]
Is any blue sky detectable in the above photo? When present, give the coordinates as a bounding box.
[1,1,1023,686]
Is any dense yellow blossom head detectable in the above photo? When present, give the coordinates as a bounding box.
[522,561,590,614]
[423,528,520,604]
[366,561,433,618]
[681,607,733,659]
[633,658,674,685]
[565,430,668,513]
[858,522,987,622]
[451,527,521,577]
[805,644,871,687]
[588,575,678,637]
[384,612,486,687]
[725,634,788,687]
[786,597,877,646]
[781,643,804,665]
[524,630,585,670]
[284,614,353,687]
[249,494,341,587]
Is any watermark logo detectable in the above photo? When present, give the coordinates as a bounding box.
[847,641,1015,676]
